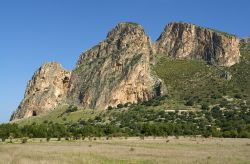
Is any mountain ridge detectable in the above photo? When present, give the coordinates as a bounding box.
[10,21,243,121]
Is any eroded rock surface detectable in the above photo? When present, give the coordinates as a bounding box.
[11,22,242,120]
[156,22,240,66]
[67,23,162,109]
[11,62,71,120]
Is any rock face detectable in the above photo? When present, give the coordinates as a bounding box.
[11,62,71,120]
[11,22,241,121]
[67,23,162,109]
[156,22,241,66]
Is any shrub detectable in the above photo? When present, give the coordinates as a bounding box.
[234,94,242,99]
[185,99,194,106]
[66,105,78,113]
[238,131,250,138]
[222,130,238,138]
[117,104,124,109]
[21,137,28,144]
[140,135,144,140]
[57,136,61,141]
[129,147,135,151]
[46,137,50,142]
[201,103,209,110]
[107,106,113,110]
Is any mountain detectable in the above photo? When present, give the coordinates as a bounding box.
[156,22,240,66]
[10,63,71,120]
[67,23,161,109]
[10,22,243,121]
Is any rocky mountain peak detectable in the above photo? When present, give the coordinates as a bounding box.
[106,22,144,38]
[156,22,240,66]
[11,22,242,121]
[68,22,160,109]
[76,22,152,67]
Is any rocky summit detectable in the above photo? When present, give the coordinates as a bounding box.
[67,22,161,109]
[11,22,242,121]
[156,22,240,66]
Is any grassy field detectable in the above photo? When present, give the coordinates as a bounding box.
[0,137,249,164]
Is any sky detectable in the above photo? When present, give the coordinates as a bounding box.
[0,0,249,123]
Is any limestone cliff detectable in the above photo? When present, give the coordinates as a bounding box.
[11,22,241,121]
[11,62,71,120]
[156,22,240,66]
[67,22,162,109]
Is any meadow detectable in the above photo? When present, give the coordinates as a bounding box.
[0,137,249,164]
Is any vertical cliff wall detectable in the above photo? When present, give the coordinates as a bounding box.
[11,22,242,121]
[156,22,240,66]
[67,23,162,109]
[11,62,71,120]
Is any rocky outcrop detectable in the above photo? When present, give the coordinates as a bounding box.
[67,22,162,109]
[10,62,71,120]
[11,22,241,121]
[156,22,241,66]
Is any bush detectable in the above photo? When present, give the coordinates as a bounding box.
[234,94,242,99]
[117,104,124,109]
[139,135,144,140]
[129,147,135,151]
[142,100,161,106]
[185,99,194,106]
[107,106,113,110]
[238,131,250,138]
[21,137,28,144]
[46,137,50,142]
[66,105,78,113]
[201,103,209,110]
[222,130,238,138]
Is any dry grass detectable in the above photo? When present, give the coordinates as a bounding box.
[0,137,249,164]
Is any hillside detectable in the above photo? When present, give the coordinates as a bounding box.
[2,22,249,139]
[10,22,242,121]
[4,41,249,138]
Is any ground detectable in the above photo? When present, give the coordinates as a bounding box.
[0,137,249,164]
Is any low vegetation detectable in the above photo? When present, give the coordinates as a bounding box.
[1,95,249,140]
[0,137,249,164]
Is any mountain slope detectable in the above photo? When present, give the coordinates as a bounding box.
[10,22,243,121]
[67,22,161,109]
[10,41,250,138]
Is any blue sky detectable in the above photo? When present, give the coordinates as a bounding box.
[0,0,249,123]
